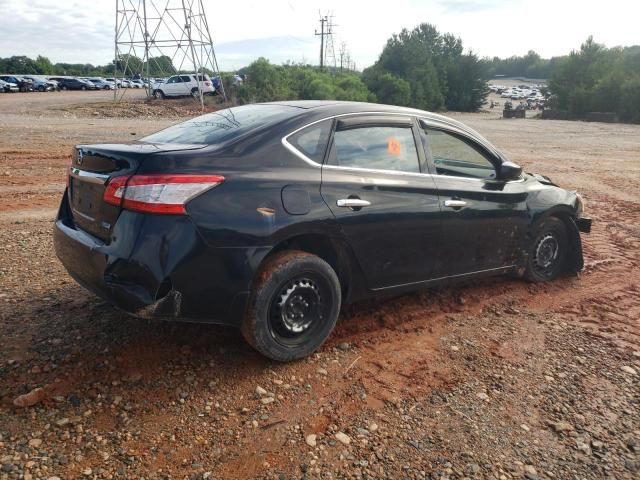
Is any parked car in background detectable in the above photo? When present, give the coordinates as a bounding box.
[54,101,591,361]
[50,77,95,91]
[130,79,144,88]
[151,74,214,98]
[22,75,56,92]
[87,78,115,90]
[0,79,19,93]
[0,75,33,92]
[105,78,122,88]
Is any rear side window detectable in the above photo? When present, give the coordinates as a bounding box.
[180,75,191,82]
[287,120,332,163]
[196,74,210,81]
[328,126,420,173]
[141,104,299,145]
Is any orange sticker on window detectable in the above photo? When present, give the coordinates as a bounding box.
[387,137,401,156]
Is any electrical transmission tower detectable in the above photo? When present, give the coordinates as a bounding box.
[324,15,337,70]
[315,12,337,70]
[114,0,225,107]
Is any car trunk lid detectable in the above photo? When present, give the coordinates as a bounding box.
[67,142,204,241]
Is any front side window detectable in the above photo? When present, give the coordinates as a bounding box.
[425,129,496,179]
[287,120,332,163]
[166,76,177,84]
[328,126,420,173]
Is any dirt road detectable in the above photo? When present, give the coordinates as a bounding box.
[1,92,638,480]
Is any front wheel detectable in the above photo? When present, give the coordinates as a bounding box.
[242,250,341,362]
[153,89,165,99]
[524,217,569,282]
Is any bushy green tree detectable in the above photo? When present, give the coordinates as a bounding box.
[363,23,488,111]
[234,58,372,104]
[549,37,640,122]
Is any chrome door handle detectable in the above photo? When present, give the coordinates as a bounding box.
[444,199,467,208]
[337,198,371,208]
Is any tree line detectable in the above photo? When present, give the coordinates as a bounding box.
[0,54,177,77]
[231,24,489,112]
[2,26,638,121]
[548,38,640,123]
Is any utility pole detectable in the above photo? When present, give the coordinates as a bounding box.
[339,42,346,73]
[315,14,328,68]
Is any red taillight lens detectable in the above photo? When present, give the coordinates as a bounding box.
[103,174,224,214]
[205,81,211,86]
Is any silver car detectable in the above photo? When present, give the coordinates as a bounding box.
[22,76,55,92]
[0,79,19,93]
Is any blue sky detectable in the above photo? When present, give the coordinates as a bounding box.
[1,0,638,70]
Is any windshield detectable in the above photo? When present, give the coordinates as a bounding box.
[141,104,300,145]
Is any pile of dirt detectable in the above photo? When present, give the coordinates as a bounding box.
[57,98,222,119]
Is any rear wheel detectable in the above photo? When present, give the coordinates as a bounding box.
[191,87,200,98]
[81,86,86,91]
[524,217,568,282]
[38,85,45,92]
[242,250,341,362]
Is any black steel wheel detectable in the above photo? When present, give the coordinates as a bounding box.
[524,217,568,282]
[242,250,341,361]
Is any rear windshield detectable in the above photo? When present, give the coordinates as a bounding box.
[141,104,299,145]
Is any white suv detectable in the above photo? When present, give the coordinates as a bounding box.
[152,74,214,98]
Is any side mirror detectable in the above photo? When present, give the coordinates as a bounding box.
[499,161,523,181]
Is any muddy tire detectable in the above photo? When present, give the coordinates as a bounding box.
[241,250,341,362]
[524,217,569,283]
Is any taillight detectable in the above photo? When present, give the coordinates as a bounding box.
[204,81,211,86]
[103,174,224,214]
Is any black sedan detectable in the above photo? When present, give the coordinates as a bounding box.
[54,101,591,361]
[51,78,96,90]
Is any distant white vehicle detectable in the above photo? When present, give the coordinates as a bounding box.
[151,73,214,99]
[0,79,19,93]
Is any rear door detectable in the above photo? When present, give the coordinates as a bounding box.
[178,75,192,95]
[420,123,529,277]
[320,115,442,290]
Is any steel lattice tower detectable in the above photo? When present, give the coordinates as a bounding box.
[114,0,225,106]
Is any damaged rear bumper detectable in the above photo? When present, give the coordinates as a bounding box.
[53,190,266,326]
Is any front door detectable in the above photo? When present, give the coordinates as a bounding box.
[421,126,529,277]
[320,116,442,290]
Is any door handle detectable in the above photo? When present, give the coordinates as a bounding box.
[444,199,467,208]
[337,198,371,208]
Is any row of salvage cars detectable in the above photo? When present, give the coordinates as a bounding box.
[0,75,147,93]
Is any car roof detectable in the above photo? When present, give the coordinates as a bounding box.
[260,100,468,127]
[258,100,492,147]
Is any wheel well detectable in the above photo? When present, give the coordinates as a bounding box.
[266,234,351,298]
